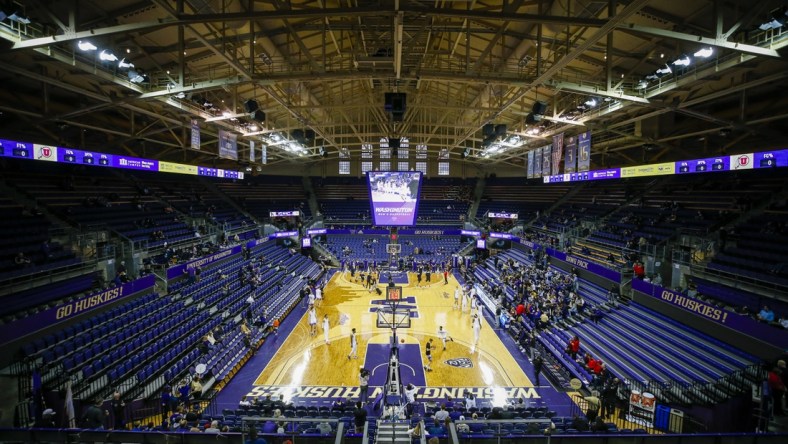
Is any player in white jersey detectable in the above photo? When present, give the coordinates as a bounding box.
[472,314,482,345]
[308,305,317,336]
[322,314,330,344]
[348,328,358,359]
[453,287,460,310]
[438,326,453,350]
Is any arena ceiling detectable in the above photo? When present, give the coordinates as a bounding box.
[0,0,787,171]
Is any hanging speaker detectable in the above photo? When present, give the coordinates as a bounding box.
[482,123,495,137]
[525,113,541,124]
[244,99,259,113]
[251,110,266,122]
[495,124,507,137]
[532,101,548,116]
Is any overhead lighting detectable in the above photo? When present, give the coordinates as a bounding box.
[758,7,787,31]
[636,80,649,89]
[672,55,691,67]
[3,6,30,24]
[174,92,186,99]
[99,50,118,62]
[128,70,146,84]
[78,41,97,51]
[693,47,714,58]
[584,98,598,108]
[117,58,134,69]
[655,65,673,76]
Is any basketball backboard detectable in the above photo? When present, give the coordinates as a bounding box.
[376,308,411,329]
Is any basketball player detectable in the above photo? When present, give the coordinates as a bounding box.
[438,326,453,350]
[425,268,431,285]
[461,288,468,313]
[308,305,317,336]
[416,268,423,288]
[470,294,478,315]
[322,314,330,344]
[453,287,460,310]
[424,338,434,371]
[315,285,323,305]
[472,314,482,345]
[307,288,316,307]
[348,328,358,360]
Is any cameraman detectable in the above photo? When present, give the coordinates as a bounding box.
[359,367,370,405]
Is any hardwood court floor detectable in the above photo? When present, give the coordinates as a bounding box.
[253,271,534,390]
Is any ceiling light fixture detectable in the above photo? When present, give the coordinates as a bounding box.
[672,55,691,67]
[78,41,97,51]
[693,47,714,58]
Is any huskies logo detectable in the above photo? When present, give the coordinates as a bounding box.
[445,358,473,368]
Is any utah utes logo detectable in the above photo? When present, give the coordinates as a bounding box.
[41,146,52,158]
[445,358,473,368]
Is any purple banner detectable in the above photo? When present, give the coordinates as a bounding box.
[489,232,517,240]
[112,155,158,171]
[565,135,577,173]
[547,249,621,283]
[367,171,422,226]
[398,229,463,235]
[577,131,591,172]
[268,231,299,239]
[632,280,788,349]
[269,210,300,217]
[0,275,155,346]
[0,137,245,179]
[676,156,729,174]
[527,150,535,179]
[166,245,243,280]
[488,212,518,219]
[552,133,563,175]
[461,230,482,236]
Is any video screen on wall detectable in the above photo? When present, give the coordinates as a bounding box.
[367,171,422,226]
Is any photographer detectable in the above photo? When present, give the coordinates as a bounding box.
[359,367,370,404]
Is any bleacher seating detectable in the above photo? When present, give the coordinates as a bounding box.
[321,234,470,263]
[15,240,322,411]
[477,177,573,220]
[708,208,788,288]
[216,176,310,221]
[471,243,758,406]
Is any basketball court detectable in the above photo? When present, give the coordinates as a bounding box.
[215,269,575,414]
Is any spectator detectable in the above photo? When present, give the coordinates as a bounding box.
[353,402,367,433]
[590,416,609,432]
[81,398,107,430]
[204,420,221,433]
[768,363,786,415]
[433,404,450,425]
[758,306,775,323]
[35,408,56,428]
[316,421,332,434]
[567,336,580,359]
[571,415,589,431]
[246,426,268,444]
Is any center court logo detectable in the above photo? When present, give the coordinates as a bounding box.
[445,358,473,368]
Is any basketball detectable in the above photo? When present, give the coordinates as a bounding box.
[400,338,405,343]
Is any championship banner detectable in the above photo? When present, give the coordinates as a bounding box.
[533,147,542,177]
[541,145,551,177]
[190,119,201,150]
[552,133,563,175]
[218,130,238,160]
[262,145,267,164]
[526,150,535,179]
[577,131,591,172]
[565,135,577,173]
[249,140,255,162]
